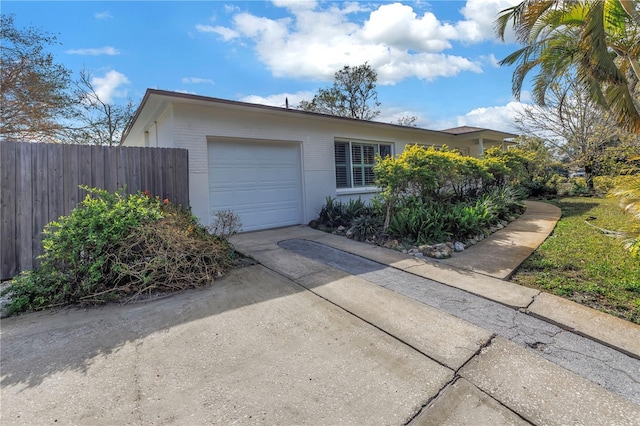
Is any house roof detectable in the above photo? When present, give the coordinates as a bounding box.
[122,89,519,144]
[441,126,518,139]
[441,126,487,135]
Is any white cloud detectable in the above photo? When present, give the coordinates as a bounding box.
[90,70,130,103]
[455,0,522,43]
[200,1,495,84]
[224,4,240,14]
[455,101,528,133]
[361,3,457,52]
[196,24,240,40]
[271,0,318,12]
[94,11,113,20]
[66,46,120,56]
[182,77,215,85]
[479,53,500,68]
[239,91,315,108]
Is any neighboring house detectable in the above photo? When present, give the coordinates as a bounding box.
[121,89,517,232]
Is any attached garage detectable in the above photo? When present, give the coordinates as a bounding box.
[207,138,303,232]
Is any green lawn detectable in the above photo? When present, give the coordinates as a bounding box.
[511,197,640,324]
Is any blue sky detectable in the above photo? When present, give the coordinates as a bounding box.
[4,0,531,132]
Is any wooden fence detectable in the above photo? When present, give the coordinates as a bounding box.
[0,141,189,280]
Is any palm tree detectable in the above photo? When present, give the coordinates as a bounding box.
[611,166,640,258]
[495,0,640,133]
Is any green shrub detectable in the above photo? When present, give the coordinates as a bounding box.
[388,199,452,245]
[374,145,494,231]
[481,185,527,221]
[348,215,382,242]
[317,196,371,228]
[386,185,526,245]
[2,187,235,315]
[375,145,492,203]
[594,176,617,194]
[447,202,490,238]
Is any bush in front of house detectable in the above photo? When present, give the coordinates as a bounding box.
[386,186,526,245]
[313,144,529,248]
[315,196,374,229]
[2,187,236,316]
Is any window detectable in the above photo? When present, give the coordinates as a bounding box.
[335,140,392,188]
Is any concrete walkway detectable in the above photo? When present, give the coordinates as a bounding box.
[439,200,562,279]
[2,201,639,425]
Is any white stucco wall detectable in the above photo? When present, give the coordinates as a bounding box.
[163,103,459,227]
[123,96,505,230]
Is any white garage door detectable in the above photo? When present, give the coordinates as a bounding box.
[208,140,302,232]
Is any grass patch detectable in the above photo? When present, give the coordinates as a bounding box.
[511,197,640,324]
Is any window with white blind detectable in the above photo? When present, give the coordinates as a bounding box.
[334,141,392,188]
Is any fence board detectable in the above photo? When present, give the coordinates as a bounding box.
[78,144,93,203]
[91,145,105,190]
[17,143,34,272]
[165,148,176,203]
[175,149,188,208]
[104,147,118,193]
[154,148,164,200]
[62,144,79,216]
[1,142,189,280]
[32,144,49,269]
[48,144,64,223]
[1,142,17,277]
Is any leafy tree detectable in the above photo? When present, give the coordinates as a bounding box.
[393,115,418,127]
[496,0,640,133]
[514,75,638,191]
[68,69,137,146]
[299,63,380,120]
[0,14,75,142]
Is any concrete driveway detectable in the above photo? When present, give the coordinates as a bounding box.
[2,211,640,424]
[2,264,486,425]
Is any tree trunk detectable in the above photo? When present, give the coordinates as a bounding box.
[585,164,595,193]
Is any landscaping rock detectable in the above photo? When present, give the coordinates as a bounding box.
[454,241,465,252]
[420,243,453,259]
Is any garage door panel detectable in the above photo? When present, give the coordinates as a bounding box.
[208,140,302,232]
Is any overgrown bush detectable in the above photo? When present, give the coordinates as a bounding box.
[2,188,235,315]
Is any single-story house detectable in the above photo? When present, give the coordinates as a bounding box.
[121,89,517,232]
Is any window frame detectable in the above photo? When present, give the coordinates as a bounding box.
[334,139,393,191]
